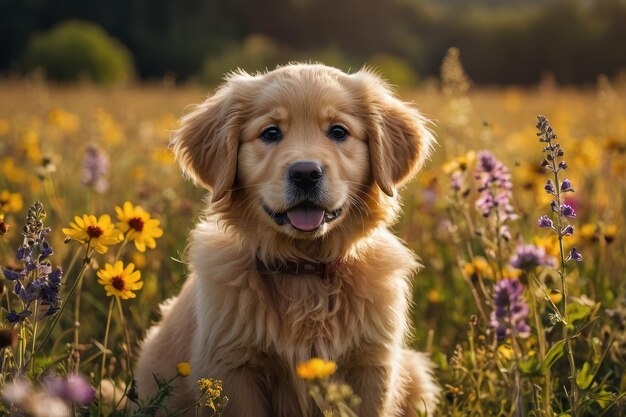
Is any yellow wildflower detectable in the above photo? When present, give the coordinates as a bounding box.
[97,261,143,300]
[131,167,146,181]
[22,130,42,165]
[62,214,122,254]
[176,362,192,377]
[0,158,27,183]
[462,256,493,280]
[0,190,23,213]
[427,289,442,303]
[549,289,563,305]
[442,150,476,174]
[197,378,228,412]
[499,265,522,280]
[115,202,164,252]
[0,214,8,235]
[132,252,147,269]
[580,224,598,241]
[497,344,515,361]
[533,235,560,258]
[48,108,79,134]
[296,358,337,380]
[604,224,617,244]
[94,107,124,144]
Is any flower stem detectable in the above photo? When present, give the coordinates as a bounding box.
[34,248,92,357]
[29,300,40,375]
[529,275,552,414]
[72,274,84,371]
[548,138,578,415]
[112,295,134,411]
[114,237,129,263]
[99,297,115,417]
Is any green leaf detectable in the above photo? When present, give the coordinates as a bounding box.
[566,302,592,323]
[595,388,614,409]
[541,340,566,372]
[576,361,594,390]
[518,356,540,376]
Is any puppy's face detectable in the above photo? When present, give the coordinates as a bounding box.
[236,69,370,238]
[172,64,433,241]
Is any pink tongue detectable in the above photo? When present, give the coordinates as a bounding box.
[287,206,325,232]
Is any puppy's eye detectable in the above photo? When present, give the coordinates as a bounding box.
[260,126,282,143]
[328,125,349,141]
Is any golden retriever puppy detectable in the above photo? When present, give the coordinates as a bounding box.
[135,63,439,417]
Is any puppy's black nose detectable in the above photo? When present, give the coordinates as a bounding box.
[288,161,323,190]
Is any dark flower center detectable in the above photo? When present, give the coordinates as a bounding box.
[87,225,104,238]
[112,276,125,291]
[128,217,144,232]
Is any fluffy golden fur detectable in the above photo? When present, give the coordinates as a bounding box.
[135,63,440,416]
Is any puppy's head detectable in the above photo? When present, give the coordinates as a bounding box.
[172,64,433,242]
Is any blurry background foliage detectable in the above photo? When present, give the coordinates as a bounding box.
[22,20,134,84]
[2,0,626,86]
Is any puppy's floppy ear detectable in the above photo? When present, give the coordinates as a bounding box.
[356,70,434,197]
[171,75,249,203]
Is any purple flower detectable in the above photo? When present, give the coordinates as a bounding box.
[566,247,583,262]
[2,268,23,281]
[561,225,574,237]
[451,171,463,192]
[510,243,555,271]
[490,278,531,342]
[544,179,556,195]
[6,310,31,324]
[560,178,574,192]
[474,151,516,222]
[537,116,557,142]
[561,204,576,218]
[44,374,96,406]
[551,201,559,213]
[538,215,554,229]
[81,144,109,193]
[558,161,568,170]
[2,202,62,322]
[478,151,497,172]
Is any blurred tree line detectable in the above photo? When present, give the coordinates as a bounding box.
[2,0,626,85]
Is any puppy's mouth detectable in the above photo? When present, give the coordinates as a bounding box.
[263,202,343,232]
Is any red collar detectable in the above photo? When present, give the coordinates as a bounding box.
[256,256,342,280]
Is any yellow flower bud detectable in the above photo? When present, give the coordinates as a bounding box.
[176,362,192,377]
[296,358,337,380]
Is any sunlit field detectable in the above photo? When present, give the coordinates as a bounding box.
[1,59,625,416]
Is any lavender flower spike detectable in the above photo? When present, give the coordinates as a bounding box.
[538,215,554,229]
[550,201,559,213]
[566,247,583,262]
[560,204,576,218]
[560,178,574,192]
[44,374,96,406]
[490,278,531,342]
[81,144,110,193]
[510,243,555,271]
[474,151,516,221]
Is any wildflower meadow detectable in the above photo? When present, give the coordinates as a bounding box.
[0,50,625,416]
